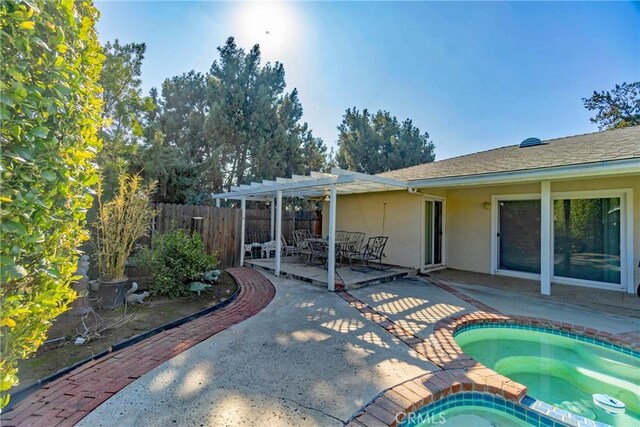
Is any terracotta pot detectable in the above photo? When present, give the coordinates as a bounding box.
[94,277,128,309]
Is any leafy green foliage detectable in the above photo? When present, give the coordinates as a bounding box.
[583,82,640,130]
[335,108,435,174]
[0,0,103,407]
[133,230,217,298]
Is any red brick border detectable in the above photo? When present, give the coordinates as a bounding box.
[2,267,275,427]
[340,286,640,427]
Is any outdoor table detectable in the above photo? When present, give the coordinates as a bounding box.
[306,237,355,246]
[305,237,357,265]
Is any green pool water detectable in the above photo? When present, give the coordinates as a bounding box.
[411,406,529,426]
[455,327,640,426]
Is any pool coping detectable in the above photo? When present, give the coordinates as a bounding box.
[342,287,639,427]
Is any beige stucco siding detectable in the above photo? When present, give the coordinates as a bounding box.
[323,191,423,268]
[443,183,540,273]
[324,174,640,290]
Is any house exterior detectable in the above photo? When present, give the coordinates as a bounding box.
[323,126,640,295]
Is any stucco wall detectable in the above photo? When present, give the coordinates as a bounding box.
[447,175,640,290]
[444,182,540,274]
[323,191,423,268]
[324,174,640,290]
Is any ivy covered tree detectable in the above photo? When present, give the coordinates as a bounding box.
[583,82,640,130]
[0,0,104,407]
[336,108,435,174]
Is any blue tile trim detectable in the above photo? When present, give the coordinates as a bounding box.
[399,391,564,427]
[522,394,610,427]
[453,322,640,358]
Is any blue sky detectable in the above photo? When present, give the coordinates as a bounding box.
[95,1,640,160]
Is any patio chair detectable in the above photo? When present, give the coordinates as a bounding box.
[335,230,350,241]
[308,239,329,267]
[261,240,276,258]
[348,236,389,271]
[281,234,301,261]
[340,231,365,263]
[243,244,254,260]
[293,229,313,261]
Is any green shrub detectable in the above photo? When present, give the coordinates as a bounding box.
[0,0,104,408]
[134,230,217,298]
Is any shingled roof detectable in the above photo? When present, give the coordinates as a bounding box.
[379,126,640,182]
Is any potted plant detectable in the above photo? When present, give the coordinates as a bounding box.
[94,173,157,308]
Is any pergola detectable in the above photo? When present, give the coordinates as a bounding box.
[212,168,408,290]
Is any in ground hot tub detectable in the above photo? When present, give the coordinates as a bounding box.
[454,324,640,426]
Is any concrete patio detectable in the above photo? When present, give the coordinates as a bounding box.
[426,268,640,319]
[78,269,638,426]
[78,273,437,427]
[246,256,410,289]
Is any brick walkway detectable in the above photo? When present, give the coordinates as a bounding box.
[2,267,275,427]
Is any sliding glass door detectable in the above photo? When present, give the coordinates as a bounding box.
[424,199,444,268]
[553,197,621,284]
[493,191,627,290]
[497,199,541,274]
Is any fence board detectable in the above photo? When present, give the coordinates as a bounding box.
[148,204,321,267]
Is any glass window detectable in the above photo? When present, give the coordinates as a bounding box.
[499,200,541,274]
[553,198,621,284]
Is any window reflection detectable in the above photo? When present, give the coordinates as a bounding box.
[553,198,621,284]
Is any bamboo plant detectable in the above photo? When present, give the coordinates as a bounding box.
[94,174,157,281]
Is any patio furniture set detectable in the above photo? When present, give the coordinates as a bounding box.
[244,230,389,270]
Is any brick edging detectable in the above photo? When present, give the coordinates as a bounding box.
[2,267,275,427]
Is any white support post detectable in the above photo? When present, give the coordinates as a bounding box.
[275,191,282,276]
[215,198,220,208]
[270,198,275,241]
[540,181,552,295]
[240,197,246,267]
[327,184,337,291]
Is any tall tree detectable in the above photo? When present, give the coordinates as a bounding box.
[138,37,327,203]
[583,82,640,130]
[206,37,327,192]
[98,40,148,196]
[138,72,217,203]
[336,108,435,174]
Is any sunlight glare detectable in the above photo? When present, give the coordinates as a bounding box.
[233,1,299,60]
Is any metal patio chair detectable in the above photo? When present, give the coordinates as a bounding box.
[348,236,389,271]
[293,229,313,262]
[340,231,365,263]
[308,239,329,267]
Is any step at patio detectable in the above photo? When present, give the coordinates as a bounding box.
[246,257,410,290]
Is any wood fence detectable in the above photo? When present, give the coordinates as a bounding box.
[150,203,322,267]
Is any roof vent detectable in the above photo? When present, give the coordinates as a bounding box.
[519,137,543,148]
